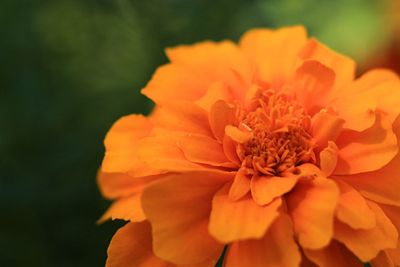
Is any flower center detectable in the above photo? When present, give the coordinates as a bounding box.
[236,89,315,176]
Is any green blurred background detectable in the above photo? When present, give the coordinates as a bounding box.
[1,0,398,266]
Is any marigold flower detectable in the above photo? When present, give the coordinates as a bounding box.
[98,26,400,267]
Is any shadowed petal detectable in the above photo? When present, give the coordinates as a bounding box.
[224,214,301,267]
[334,201,398,262]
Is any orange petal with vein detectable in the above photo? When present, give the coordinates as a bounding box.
[209,183,281,243]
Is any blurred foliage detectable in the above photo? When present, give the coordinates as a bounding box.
[0,0,392,266]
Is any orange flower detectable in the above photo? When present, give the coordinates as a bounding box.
[98,26,400,267]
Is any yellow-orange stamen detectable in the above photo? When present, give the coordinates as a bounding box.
[237,89,315,176]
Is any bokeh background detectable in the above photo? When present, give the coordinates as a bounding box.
[1,0,399,266]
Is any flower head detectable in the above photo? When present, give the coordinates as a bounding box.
[98,26,400,267]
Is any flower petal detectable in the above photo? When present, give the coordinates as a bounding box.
[319,141,339,177]
[335,112,398,175]
[334,201,398,262]
[151,102,213,137]
[209,100,237,141]
[336,153,400,207]
[311,111,344,150]
[228,169,251,201]
[304,240,363,267]
[331,93,377,132]
[333,69,400,131]
[141,171,231,265]
[299,39,356,89]
[177,134,237,168]
[370,249,398,267]
[196,82,233,112]
[224,214,301,267]
[292,60,335,114]
[335,180,376,230]
[286,176,339,249]
[166,41,251,99]
[141,64,209,105]
[106,222,216,267]
[240,26,307,86]
[251,175,298,206]
[97,171,163,199]
[136,135,208,173]
[102,115,155,174]
[99,193,145,223]
[209,183,282,243]
[222,134,241,165]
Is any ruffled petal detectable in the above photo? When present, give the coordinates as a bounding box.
[224,214,301,267]
[239,26,308,86]
[304,240,363,267]
[335,180,376,230]
[141,171,231,265]
[299,39,356,89]
[334,201,398,262]
[332,69,400,131]
[178,134,237,168]
[334,112,398,175]
[286,175,339,249]
[209,183,281,243]
[166,41,252,100]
